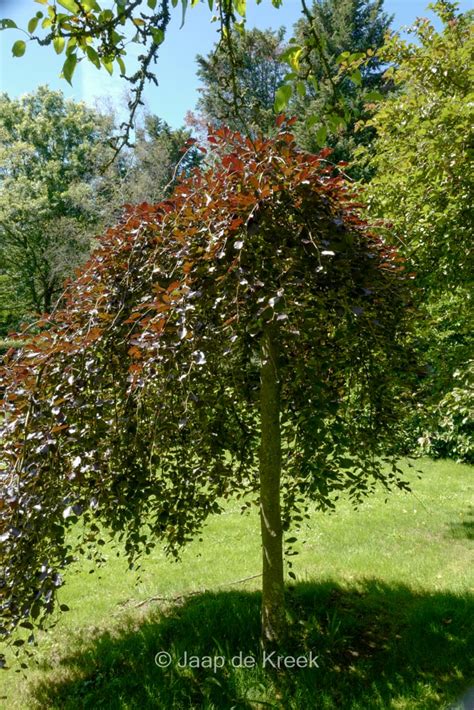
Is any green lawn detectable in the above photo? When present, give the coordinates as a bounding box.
[1,458,473,709]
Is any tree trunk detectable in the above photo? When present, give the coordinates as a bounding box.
[259,320,286,650]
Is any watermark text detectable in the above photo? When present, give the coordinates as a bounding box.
[154,650,319,672]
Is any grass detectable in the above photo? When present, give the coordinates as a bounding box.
[1,457,473,709]
[0,338,22,354]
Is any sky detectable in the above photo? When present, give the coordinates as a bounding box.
[0,0,472,128]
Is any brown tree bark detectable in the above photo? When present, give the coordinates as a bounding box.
[259,320,286,650]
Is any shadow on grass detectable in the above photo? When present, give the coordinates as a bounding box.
[449,507,474,541]
[29,580,473,710]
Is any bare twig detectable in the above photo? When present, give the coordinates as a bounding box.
[119,572,263,611]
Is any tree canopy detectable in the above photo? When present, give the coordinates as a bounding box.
[192,0,394,173]
[195,26,287,136]
[358,1,473,463]
[123,114,202,203]
[0,86,114,319]
[360,0,473,288]
[0,87,203,335]
[0,122,416,659]
[291,0,393,165]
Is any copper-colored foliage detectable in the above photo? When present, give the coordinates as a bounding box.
[0,122,414,655]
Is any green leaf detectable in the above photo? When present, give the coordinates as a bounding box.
[350,69,362,87]
[28,17,39,33]
[336,51,351,64]
[365,90,383,102]
[308,75,318,92]
[66,37,77,54]
[233,0,246,17]
[147,0,157,7]
[53,36,65,54]
[306,115,318,128]
[0,19,17,30]
[234,19,245,35]
[179,0,188,29]
[151,28,164,45]
[102,58,113,75]
[273,83,292,113]
[86,45,101,69]
[111,30,122,45]
[57,0,80,12]
[62,53,77,84]
[100,8,113,21]
[116,56,126,74]
[296,81,306,98]
[315,125,327,146]
[327,112,346,132]
[12,40,26,57]
[82,0,101,9]
[280,45,303,71]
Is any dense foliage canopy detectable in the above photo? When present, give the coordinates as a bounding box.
[124,114,202,203]
[291,0,393,164]
[0,87,114,325]
[361,1,473,288]
[359,1,473,462]
[192,0,393,165]
[195,27,287,136]
[0,123,416,657]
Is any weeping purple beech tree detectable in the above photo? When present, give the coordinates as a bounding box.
[0,123,416,662]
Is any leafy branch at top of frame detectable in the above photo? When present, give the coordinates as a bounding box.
[1,0,379,157]
[1,0,174,159]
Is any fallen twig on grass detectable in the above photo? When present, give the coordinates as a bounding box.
[117,573,263,612]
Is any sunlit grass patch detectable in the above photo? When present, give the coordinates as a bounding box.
[1,458,472,709]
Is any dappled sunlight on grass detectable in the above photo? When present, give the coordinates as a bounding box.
[1,458,472,708]
[27,581,474,709]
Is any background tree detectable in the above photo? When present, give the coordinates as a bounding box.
[0,275,24,337]
[194,27,287,135]
[358,1,473,461]
[192,1,393,172]
[290,0,393,169]
[123,114,202,204]
[0,125,416,659]
[0,87,116,324]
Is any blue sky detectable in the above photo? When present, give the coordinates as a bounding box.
[0,0,471,127]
